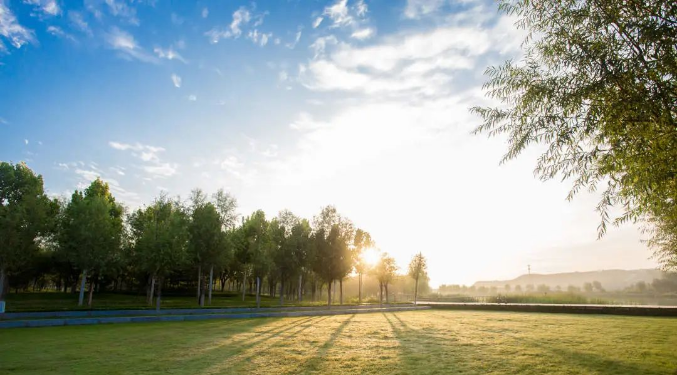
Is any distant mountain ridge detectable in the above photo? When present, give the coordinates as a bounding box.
[473,269,664,291]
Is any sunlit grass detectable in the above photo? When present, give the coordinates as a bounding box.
[1,310,676,374]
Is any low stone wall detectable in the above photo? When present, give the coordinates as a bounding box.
[419,302,677,317]
[0,306,430,329]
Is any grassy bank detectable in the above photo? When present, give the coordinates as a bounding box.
[1,310,676,374]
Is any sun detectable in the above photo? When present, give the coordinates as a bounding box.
[361,247,381,267]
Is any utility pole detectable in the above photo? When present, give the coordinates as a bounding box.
[528,264,531,275]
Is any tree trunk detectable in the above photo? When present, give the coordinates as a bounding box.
[333,280,337,304]
[208,265,214,305]
[149,276,156,306]
[0,267,6,302]
[196,266,202,304]
[385,284,389,305]
[358,273,362,305]
[327,280,332,307]
[256,277,261,308]
[155,277,163,311]
[241,271,247,301]
[279,277,284,306]
[414,275,419,304]
[340,278,343,305]
[298,274,303,302]
[78,269,87,306]
[87,275,96,307]
[379,282,383,307]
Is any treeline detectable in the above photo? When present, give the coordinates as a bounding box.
[0,162,429,308]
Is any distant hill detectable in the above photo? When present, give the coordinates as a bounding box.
[473,269,664,291]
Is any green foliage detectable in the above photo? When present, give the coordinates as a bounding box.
[58,178,123,274]
[0,162,57,288]
[471,0,677,268]
[128,195,189,278]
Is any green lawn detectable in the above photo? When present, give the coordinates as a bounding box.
[1,310,676,374]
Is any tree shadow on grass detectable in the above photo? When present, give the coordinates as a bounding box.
[171,316,320,374]
[296,314,356,374]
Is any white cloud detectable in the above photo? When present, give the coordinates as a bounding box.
[202,7,209,18]
[323,0,351,27]
[105,27,158,63]
[302,21,524,97]
[103,0,139,25]
[171,73,181,88]
[309,35,337,59]
[47,26,76,41]
[24,139,28,145]
[247,29,272,47]
[23,0,60,16]
[0,2,35,50]
[350,28,374,40]
[187,94,197,101]
[205,6,251,43]
[69,11,92,36]
[109,141,177,179]
[153,45,186,63]
[312,17,323,29]
[285,30,302,49]
[74,168,141,204]
[404,0,446,19]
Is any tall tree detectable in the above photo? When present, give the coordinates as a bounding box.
[408,252,427,304]
[240,210,270,305]
[353,229,374,305]
[59,178,123,306]
[374,253,397,305]
[128,195,189,310]
[188,190,224,307]
[471,0,677,268]
[0,162,57,301]
[312,206,354,304]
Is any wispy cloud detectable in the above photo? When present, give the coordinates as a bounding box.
[47,26,76,42]
[351,28,374,40]
[0,2,36,50]
[205,6,251,43]
[171,73,181,88]
[187,94,197,101]
[201,7,208,18]
[153,45,187,63]
[109,141,178,179]
[404,0,447,19]
[68,11,92,36]
[105,27,158,63]
[23,0,60,17]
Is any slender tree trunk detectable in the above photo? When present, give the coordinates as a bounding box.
[327,280,332,307]
[333,280,337,304]
[339,278,343,305]
[149,276,156,306]
[256,277,261,308]
[298,274,303,302]
[155,277,163,311]
[358,273,362,305]
[0,267,6,302]
[385,284,389,305]
[379,282,383,307]
[208,265,214,305]
[78,269,87,306]
[196,266,202,303]
[87,275,96,307]
[414,275,419,304]
[241,271,247,301]
[279,277,284,306]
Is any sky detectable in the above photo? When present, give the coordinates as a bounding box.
[0,0,659,287]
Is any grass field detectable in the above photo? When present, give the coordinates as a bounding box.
[1,310,676,375]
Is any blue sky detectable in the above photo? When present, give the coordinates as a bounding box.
[0,0,658,286]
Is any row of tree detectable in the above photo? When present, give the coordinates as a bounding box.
[0,162,429,308]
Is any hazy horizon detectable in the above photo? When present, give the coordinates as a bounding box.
[0,0,659,287]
